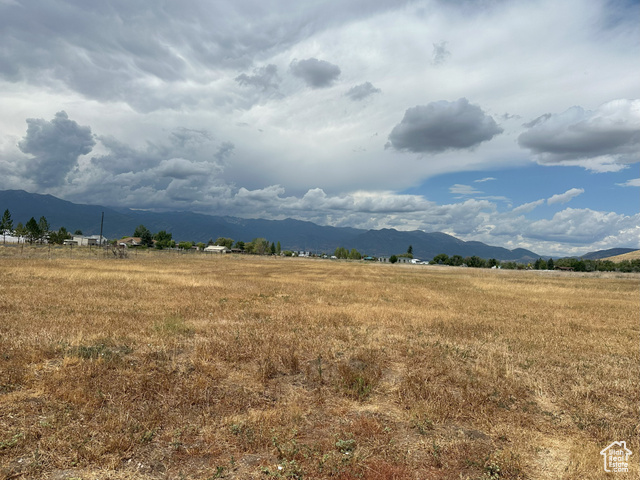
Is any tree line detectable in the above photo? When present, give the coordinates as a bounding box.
[128,226,284,255]
[429,252,640,272]
[0,209,83,245]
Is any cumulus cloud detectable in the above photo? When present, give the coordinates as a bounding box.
[18,111,95,187]
[547,187,584,205]
[387,98,503,153]
[345,81,381,101]
[518,99,640,171]
[290,58,341,88]
[431,41,451,65]
[525,208,638,244]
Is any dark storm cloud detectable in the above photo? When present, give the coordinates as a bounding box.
[345,82,381,101]
[91,128,230,177]
[0,1,406,111]
[18,111,95,187]
[518,100,640,164]
[431,41,451,65]
[387,98,503,153]
[290,58,341,88]
[235,64,280,90]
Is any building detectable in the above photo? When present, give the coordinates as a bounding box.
[204,245,229,253]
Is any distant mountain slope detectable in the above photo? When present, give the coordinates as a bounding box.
[1,189,538,261]
[350,229,539,262]
[579,248,638,260]
[602,250,640,262]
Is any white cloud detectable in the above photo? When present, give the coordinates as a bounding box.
[547,188,584,205]
[617,178,640,187]
[475,177,496,183]
[449,184,482,195]
[519,99,640,171]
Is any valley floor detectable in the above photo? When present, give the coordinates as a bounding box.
[1,250,638,479]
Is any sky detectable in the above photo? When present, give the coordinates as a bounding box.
[0,0,638,256]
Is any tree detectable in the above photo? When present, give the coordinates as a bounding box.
[534,258,547,270]
[334,247,348,259]
[207,238,214,246]
[178,241,193,249]
[14,222,25,242]
[348,248,362,260]
[133,225,150,238]
[547,258,554,270]
[140,229,154,247]
[245,238,269,255]
[154,230,173,249]
[270,242,276,255]
[407,245,413,257]
[215,237,234,249]
[25,217,41,244]
[389,255,398,264]
[196,242,206,250]
[276,241,281,255]
[449,255,464,266]
[234,240,245,251]
[487,258,499,268]
[38,216,50,243]
[1,209,13,244]
[49,227,71,244]
[432,253,449,265]
[74,229,83,235]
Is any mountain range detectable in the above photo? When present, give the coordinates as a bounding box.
[1,189,629,262]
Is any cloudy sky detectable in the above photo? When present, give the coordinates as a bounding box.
[0,0,638,256]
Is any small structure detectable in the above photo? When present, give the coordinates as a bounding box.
[554,266,575,272]
[119,237,142,247]
[69,235,107,246]
[204,245,229,254]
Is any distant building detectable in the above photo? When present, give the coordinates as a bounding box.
[69,235,107,246]
[204,245,229,253]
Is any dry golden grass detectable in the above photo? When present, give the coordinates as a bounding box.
[1,248,638,479]
[604,250,640,262]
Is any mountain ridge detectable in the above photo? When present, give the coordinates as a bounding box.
[0,189,549,262]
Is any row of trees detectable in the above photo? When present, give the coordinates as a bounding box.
[429,252,640,272]
[1,209,84,245]
[333,247,362,259]
[129,226,284,256]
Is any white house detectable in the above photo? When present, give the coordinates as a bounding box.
[72,235,106,246]
[204,245,229,253]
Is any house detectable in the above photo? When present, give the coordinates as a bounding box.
[70,235,107,246]
[118,237,142,247]
[204,245,229,253]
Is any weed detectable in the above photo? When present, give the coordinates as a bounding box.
[0,432,23,449]
[335,438,356,454]
[153,315,193,336]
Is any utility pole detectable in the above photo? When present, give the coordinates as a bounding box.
[99,212,104,247]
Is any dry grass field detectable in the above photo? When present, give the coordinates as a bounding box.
[1,247,638,479]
